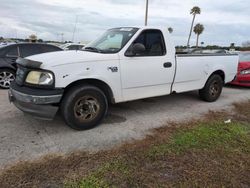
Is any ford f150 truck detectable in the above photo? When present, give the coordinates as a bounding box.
[9,27,239,130]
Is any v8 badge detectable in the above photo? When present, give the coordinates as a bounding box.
[107,66,118,72]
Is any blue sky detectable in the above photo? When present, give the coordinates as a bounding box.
[0,0,249,46]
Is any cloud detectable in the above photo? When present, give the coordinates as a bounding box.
[0,0,249,46]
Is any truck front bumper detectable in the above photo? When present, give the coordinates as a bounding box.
[9,83,64,120]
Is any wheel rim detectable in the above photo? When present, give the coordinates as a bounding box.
[209,80,220,97]
[74,96,100,123]
[0,71,15,88]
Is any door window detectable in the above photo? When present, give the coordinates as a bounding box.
[6,46,18,57]
[67,45,80,50]
[127,29,166,56]
[40,45,61,53]
[19,44,42,57]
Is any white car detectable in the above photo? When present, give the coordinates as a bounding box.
[9,27,239,130]
[60,43,85,51]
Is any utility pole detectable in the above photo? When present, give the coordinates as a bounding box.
[145,0,149,26]
[56,33,60,42]
[72,15,78,42]
[61,33,64,43]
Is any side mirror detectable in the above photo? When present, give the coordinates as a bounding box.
[125,43,145,57]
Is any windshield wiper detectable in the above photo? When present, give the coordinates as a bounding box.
[83,47,102,53]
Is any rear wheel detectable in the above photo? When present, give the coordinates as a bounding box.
[199,74,223,102]
[0,69,15,89]
[61,85,108,130]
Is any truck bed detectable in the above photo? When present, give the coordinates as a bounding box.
[172,53,239,93]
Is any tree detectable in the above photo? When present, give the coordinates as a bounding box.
[187,6,201,47]
[242,41,250,47]
[193,23,204,48]
[168,27,173,34]
[230,43,235,49]
[29,34,37,43]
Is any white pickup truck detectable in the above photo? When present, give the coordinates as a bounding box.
[9,27,239,130]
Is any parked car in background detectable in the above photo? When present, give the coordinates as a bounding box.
[0,42,16,48]
[60,43,85,50]
[0,42,8,47]
[0,43,62,89]
[176,48,228,55]
[190,49,228,54]
[230,51,250,87]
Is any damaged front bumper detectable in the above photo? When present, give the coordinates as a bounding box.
[9,82,64,120]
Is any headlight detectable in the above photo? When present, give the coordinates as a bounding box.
[26,71,54,86]
[240,69,250,75]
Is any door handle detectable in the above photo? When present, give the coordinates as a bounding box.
[163,62,172,68]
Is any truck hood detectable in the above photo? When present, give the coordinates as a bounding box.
[25,50,119,68]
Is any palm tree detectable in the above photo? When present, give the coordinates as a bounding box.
[230,43,235,48]
[193,23,204,48]
[187,6,201,47]
[168,27,173,34]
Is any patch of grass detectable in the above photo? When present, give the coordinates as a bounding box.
[149,122,250,157]
[65,175,109,188]
[65,159,132,188]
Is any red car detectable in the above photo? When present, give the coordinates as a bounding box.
[230,51,250,87]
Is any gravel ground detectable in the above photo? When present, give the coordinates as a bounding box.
[0,86,250,169]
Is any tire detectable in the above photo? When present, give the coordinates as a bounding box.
[0,69,16,89]
[199,74,223,102]
[60,85,108,130]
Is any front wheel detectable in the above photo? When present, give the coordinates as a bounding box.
[199,74,223,102]
[61,85,108,130]
[0,69,15,89]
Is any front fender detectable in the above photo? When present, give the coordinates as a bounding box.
[51,61,123,103]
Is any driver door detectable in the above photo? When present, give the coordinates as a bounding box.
[119,29,175,101]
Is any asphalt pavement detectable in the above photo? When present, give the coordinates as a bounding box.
[0,86,250,169]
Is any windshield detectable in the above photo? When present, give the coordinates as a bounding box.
[84,27,139,53]
[239,52,250,62]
